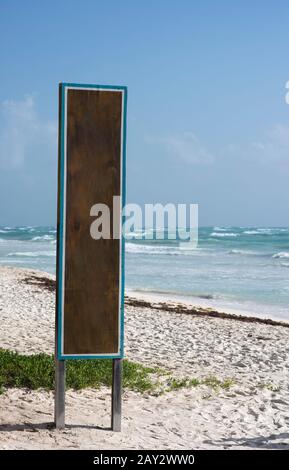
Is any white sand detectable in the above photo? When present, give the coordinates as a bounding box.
[0,266,289,449]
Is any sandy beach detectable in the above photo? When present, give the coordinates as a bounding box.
[0,265,289,449]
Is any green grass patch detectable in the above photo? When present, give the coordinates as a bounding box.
[166,377,200,391]
[202,376,235,390]
[258,381,280,392]
[0,349,161,394]
[0,349,235,396]
[165,375,234,393]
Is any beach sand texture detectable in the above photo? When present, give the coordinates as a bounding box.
[0,266,289,449]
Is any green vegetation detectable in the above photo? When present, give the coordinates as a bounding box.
[0,349,161,394]
[202,376,235,390]
[0,349,235,396]
[258,381,280,392]
[165,375,234,393]
[166,377,200,391]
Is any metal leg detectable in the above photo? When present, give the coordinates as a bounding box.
[111,358,122,432]
[54,358,66,429]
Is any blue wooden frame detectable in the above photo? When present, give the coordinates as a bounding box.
[56,82,127,360]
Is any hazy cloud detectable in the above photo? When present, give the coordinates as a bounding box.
[0,95,57,171]
[0,95,58,225]
[148,131,214,165]
[251,124,289,168]
[220,124,289,171]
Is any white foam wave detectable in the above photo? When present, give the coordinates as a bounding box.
[273,252,289,259]
[258,228,286,232]
[6,251,55,258]
[228,249,260,256]
[125,229,168,239]
[213,226,227,231]
[281,262,289,268]
[244,228,289,236]
[125,242,202,256]
[243,230,260,235]
[210,232,238,238]
[126,243,178,255]
[125,231,146,239]
[32,235,55,241]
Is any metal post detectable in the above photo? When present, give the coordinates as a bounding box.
[111,358,122,431]
[54,83,66,430]
[54,268,65,428]
[54,358,66,429]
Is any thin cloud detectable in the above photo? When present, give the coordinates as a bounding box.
[0,95,57,171]
[148,132,214,165]
[251,124,289,167]
[220,124,289,170]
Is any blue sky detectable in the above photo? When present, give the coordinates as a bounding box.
[0,0,289,226]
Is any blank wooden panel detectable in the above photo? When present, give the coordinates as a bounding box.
[58,85,124,357]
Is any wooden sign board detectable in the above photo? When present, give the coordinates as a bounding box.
[56,83,127,359]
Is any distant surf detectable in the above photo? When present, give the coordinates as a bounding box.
[1,225,289,320]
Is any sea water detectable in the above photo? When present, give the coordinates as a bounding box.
[0,226,288,320]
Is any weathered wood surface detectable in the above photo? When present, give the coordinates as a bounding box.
[62,88,122,355]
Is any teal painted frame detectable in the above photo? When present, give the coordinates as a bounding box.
[56,82,127,360]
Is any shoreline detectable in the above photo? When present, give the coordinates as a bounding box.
[6,264,288,327]
[125,294,289,328]
[126,288,289,325]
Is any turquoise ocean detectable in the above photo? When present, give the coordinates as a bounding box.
[0,226,288,320]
